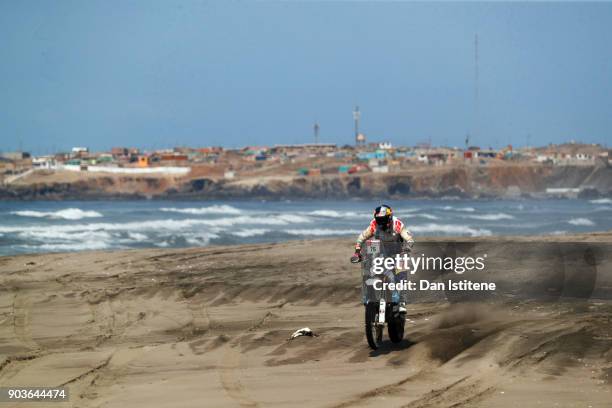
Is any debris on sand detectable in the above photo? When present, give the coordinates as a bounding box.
[289,328,318,341]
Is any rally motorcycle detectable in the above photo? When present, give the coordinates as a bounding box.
[351,239,406,350]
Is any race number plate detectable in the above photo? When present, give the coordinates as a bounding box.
[366,239,381,256]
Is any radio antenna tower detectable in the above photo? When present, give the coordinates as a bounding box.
[353,106,361,145]
[474,33,479,144]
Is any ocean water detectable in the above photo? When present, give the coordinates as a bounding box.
[0,198,611,256]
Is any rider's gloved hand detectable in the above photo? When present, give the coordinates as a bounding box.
[350,244,362,263]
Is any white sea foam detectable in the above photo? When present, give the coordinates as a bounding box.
[231,229,270,238]
[0,214,302,253]
[198,214,311,227]
[567,218,595,226]
[160,204,242,215]
[17,230,112,242]
[285,229,360,236]
[410,223,492,237]
[184,231,220,245]
[118,232,149,244]
[412,213,439,220]
[15,230,114,253]
[21,241,112,252]
[440,206,476,212]
[127,232,148,241]
[308,210,344,217]
[590,198,612,204]
[0,214,311,235]
[11,208,103,220]
[465,213,514,221]
[397,207,420,213]
[307,210,362,218]
[274,214,312,224]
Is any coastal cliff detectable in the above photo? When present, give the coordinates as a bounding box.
[1,164,611,200]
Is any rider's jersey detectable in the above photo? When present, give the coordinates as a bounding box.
[356,216,414,247]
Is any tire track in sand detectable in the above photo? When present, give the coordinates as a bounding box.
[219,344,259,407]
[12,292,40,351]
[217,311,271,408]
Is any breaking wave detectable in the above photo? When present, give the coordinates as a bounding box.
[17,230,113,242]
[307,210,363,218]
[231,229,270,238]
[0,214,311,235]
[589,198,612,204]
[410,223,492,237]
[126,232,148,241]
[11,208,103,220]
[285,229,360,236]
[2,199,610,255]
[160,205,242,215]
[14,230,115,253]
[395,207,420,213]
[274,214,312,224]
[21,241,112,252]
[184,232,219,245]
[567,218,595,226]
[412,213,439,220]
[440,206,476,212]
[465,213,514,221]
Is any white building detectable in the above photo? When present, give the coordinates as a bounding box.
[71,147,89,154]
[372,165,389,173]
[32,156,55,169]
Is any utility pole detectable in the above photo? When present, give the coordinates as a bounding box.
[353,106,361,145]
[474,33,479,145]
[526,133,531,149]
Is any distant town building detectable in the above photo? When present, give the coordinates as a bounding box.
[273,144,337,157]
[32,156,55,169]
[137,156,149,167]
[111,147,129,157]
[372,165,389,173]
[0,152,31,160]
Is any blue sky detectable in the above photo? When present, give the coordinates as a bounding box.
[1,1,611,154]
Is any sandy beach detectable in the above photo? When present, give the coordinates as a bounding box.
[1,234,612,407]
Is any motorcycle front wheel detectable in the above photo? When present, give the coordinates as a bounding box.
[388,310,405,343]
[365,302,383,350]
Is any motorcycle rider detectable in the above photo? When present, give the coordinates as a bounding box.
[352,204,414,313]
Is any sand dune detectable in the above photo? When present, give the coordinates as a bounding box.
[0,235,611,407]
